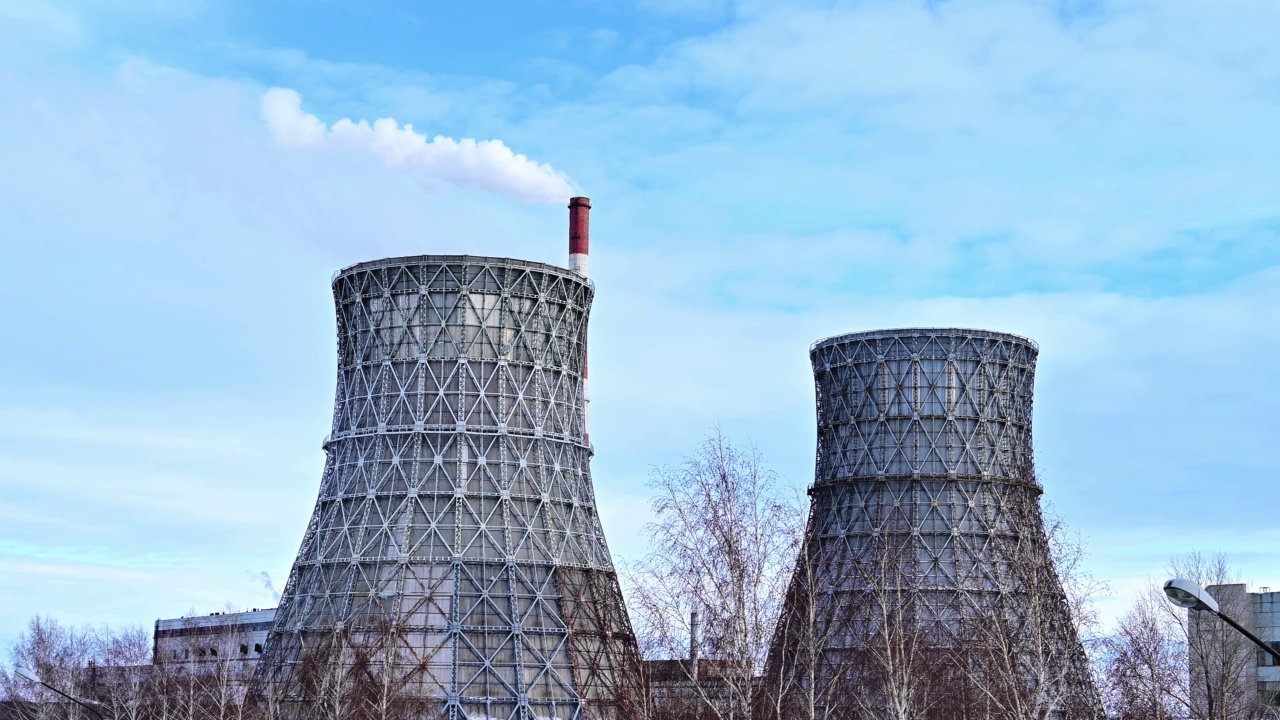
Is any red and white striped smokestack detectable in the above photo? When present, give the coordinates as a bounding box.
[569,197,591,447]
[569,196,590,277]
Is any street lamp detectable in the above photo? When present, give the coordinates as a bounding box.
[1164,578,1280,664]
[13,667,106,720]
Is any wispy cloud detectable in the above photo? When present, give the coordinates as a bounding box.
[261,87,575,203]
[582,0,1280,272]
[0,407,252,455]
[0,540,190,570]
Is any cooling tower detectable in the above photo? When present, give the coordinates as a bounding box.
[761,329,1102,719]
[257,206,644,720]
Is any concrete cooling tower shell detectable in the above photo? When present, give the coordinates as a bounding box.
[810,328,1039,486]
[257,256,644,720]
[762,328,1102,719]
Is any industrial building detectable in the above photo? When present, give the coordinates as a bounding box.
[153,608,276,668]
[643,610,743,720]
[761,328,1103,718]
[253,198,645,720]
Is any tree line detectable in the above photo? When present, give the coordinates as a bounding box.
[625,431,1272,720]
[1,431,1272,719]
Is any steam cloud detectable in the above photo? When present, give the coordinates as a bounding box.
[261,87,574,204]
[257,571,281,603]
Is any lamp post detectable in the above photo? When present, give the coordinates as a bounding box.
[14,667,106,720]
[1164,578,1280,663]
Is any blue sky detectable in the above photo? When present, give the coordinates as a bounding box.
[2,0,1279,650]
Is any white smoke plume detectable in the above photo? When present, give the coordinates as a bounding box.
[261,87,574,204]
[257,570,281,603]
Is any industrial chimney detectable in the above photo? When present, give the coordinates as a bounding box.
[689,608,700,683]
[569,196,590,277]
[569,197,591,447]
[257,245,644,718]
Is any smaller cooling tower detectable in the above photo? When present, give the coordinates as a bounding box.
[761,329,1102,720]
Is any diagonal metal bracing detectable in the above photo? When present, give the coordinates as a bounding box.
[763,328,1103,719]
[257,256,643,720]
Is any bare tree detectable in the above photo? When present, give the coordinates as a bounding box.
[148,648,186,720]
[294,630,359,720]
[1,616,96,720]
[2,611,317,720]
[761,473,1104,720]
[344,618,448,720]
[1100,584,1187,720]
[348,626,407,720]
[1044,507,1107,660]
[945,466,1106,720]
[1,618,157,720]
[760,508,961,720]
[626,429,804,720]
[90,624,151,720]
[1166,553,1258,720]
[201,619,256,720]
[756,528,862,720]
[838,524,951,720]
[1097,553,1267,720]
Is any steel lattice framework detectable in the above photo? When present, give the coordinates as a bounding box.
[257,256,644,720]
[762,328,1102,719]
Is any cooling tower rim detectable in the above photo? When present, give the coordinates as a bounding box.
[332,254,589,287]
[809,327,1039,355]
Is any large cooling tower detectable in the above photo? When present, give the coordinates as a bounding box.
[761,329,1101,719]
[258,202,644,720]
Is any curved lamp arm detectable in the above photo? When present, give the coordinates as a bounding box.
[14,668,106,720]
